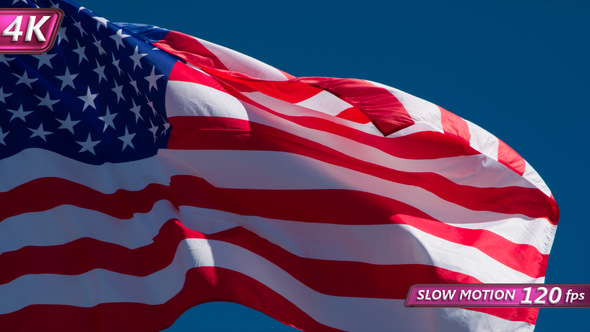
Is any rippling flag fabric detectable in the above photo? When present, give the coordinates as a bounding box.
[0,0,559,331]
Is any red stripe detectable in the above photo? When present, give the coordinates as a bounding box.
[210,77,483,160]
[159,33,412,134]
[176,177,549,279]
[269,115,477,159]
[172,176,433,225]
[0,219,537,324]
[0,219,188,285]
[168,61,227,92]
[156,35,320,103]
[0,177,172,222]
[167,59,312,105]
[0,219,479,297]
[1,175,549,279]
[498,139,526,176]
[442,106,527,177]
[392,214,548,278]
[168,117,560,224]
[440,106,471,143]
[335,107,371,124]
[295,77,414,136]
[173,109,479,160]
[156,31,229,71]
[200,67,322,103]
[0,267,341,332]
[207,227,481,299]
[170,115,250,132]
[166,64,481,161]
[0,176,432,225]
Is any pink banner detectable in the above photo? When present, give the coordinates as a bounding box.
[405,284,590,307]
[0,8,63,54]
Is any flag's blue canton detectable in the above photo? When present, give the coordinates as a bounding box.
[0,0,177,165]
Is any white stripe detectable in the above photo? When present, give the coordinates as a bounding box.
[295,90,353,116]
[195,37,289,81]
[0,238,531,332]
[0,201,182,254]
[165,80,249,120]
[369,80,444,133]
[182,208,548,282]
[399,222,544,282]
[447,217,555,255]
[0,142,537,197]
[2,204,545,284]
[363,82,549,199]
[243,86,467,144]
[239,100,538,190]
[0,149,171,193]
[0,149,552,252]
[523,160,552,197]
[160,149,548,226]
[466,120,500,162]
[387,121,443,137]
[242,90,382,135]
[2,204,552,278]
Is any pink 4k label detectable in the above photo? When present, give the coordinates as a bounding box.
[0,8,63,54]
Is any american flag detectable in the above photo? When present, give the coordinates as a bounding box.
[0,0,559,331]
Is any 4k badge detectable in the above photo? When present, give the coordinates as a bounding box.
[0,8,63,54]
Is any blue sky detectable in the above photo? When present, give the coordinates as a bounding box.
[71,0,590,330]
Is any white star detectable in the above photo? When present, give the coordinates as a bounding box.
[0,128,10,146]
[57,113,80,134]
[111,54,123,76]
[13,70,38,88]
[0,87,12,103]
[36,92,60,111]
[73,41,88,64]
[94,41,106,56]
[57,26,68,44]
[146,99,157,115]
[129,46,147,71]
[78,87,98,111]
[99,106,117,131]
[148,119,159,142]
[77,133,100,155]
[92,35,107,55]
[72,20,87,37]
[129,99,143,122]
[111,80,125,103]
[93,59,108,84]
[0,55,14,66]
[56,67,78,91]
[128,78,140,95]
[162,121,171,135]
[93,16,109,30]
[110,29,130,50]
[0,127,8,145]
[7,105,32,122]
[32,52,56,69]
[118,126,136,150]
[144,66,164,92]
[29,123,53,142]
